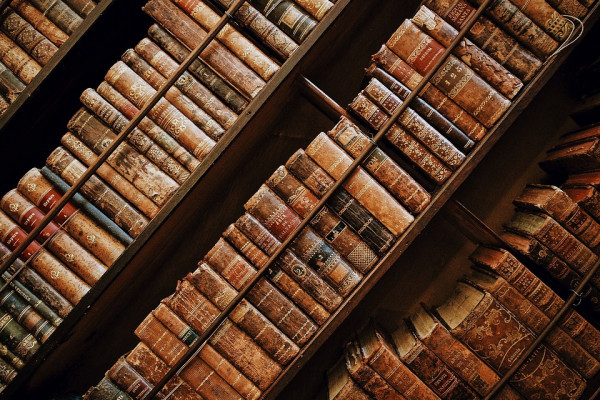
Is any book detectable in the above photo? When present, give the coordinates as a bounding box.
[386,20,511,127]
[9,0,68,47]
[146,24,249,114]
[171,0,279,81]
[63,0,96,18]
[0,340,24,371]
[0,310,39,361]
[422,0,543,82]
[0,357,16,384]
[372,45,487,140]
[564,170,600,189]
[27,0,82,35]
[84,377,133,400]
[0,59,25,103]
[563,185,600,223]
[503,0,573,42]
[250,0,317,43]
[0,31,40,84]
[412,6,523,99]
[542,137,600,175]
[294,0,333,20]
[107,356,155,399]
[143,0,266,99]
[327,357,373,400]
[434,283,586,399]
[544,0,589,20]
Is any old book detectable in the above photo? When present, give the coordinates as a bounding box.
[18,167,128,262]
[0,340,24,370]
[80,89,190,185]
[223,224,330,325]
[235,213,343,311]
[387,21,511,127]
[294,0,333,20]
[27,0,82,34]
[1,189,107,285]
[250,0,317,43]
[84,377,133,400]
[163,279,220,335]
[504,0,573,42]
[46,147,149,238]
[514,184,600,251]
[465,269,600,379]
[0,31,40,84]
[364,66,473,152]
[214,0,298,58]
[372,45,487,140]
[172,0,279,81]
[147,24,249,114]
[0,59,25,102]
[10,0,68,47]
[541,137,600,174]
[412,6,523,99]
[358,83,466,168]
[356,323,439,400]
[501,231,600,310]
[134,312,191,367]
[435,283,586,399]
[505,211,600,286]
[306,133,414,235]
[107,356,155,399]
[0,357,17,384]
[143,0,266,99]
[104,62,216,158]
[0,7,58,65]
[59,133,162,218]
[344,340,405,400]
[93,82,200,173]
[63,0,95,17]
[555,124,600,146]
[0,241,72,319]
[390,320,478,400]
[564,170,600,190]
[0,211,90,304]
[407,305,522,399]
[327,357,373,400]
[121,48,225,141]
[178,355,245,400]
[563,185,600,222]
[134,38,237,129]
[0,310,39,361]
[470,245,600,363]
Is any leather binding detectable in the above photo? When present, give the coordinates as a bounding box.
[0,31,40,84]
[9,0,68,47]
[250,0,317,43]
[26,0,82,35]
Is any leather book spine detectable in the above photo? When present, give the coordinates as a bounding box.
[0,310,39,361]
[146,24,249,113]
[10,0,68,46]
[104,62,216,159]
[0,285,55,343]
[235,213,281,255]
[545,0,588,18]
[63,0,96,17]
[0,8,58,65]
[107,357,154,399]
[502,0,573,42]
[423,0,542,82]
[0,31,40,84]
[364,65,474,152]
[121,48,225,141]
[294,0,333,20]
[359,83,466,169]
[84,377,133,400]
[179,356,245,400]
[135,313,189,367]
[216,0,297,58]
[27,0,82,34]
[285,149,335,197]
[250,0,317,43]
[327,116,432,213]
[0,357,16,384]
[94,82,200,173]
[266,165,319,218]
[0,211,90,305]
[187,264,237,310]
[163,279,220,334]
[134,38,237,129]
[387,21,510,127]
[80,88,191,184]
[412,6,523,99]
[143,0,265,99]
[59,133,162,218]
[564,185,600,223]
[0,340,24,370]
[172,0,279,81]
[0,58,25,102]
[0,241,72,319]
[372,45,487,140]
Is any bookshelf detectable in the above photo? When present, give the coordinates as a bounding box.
[0,0,598,398]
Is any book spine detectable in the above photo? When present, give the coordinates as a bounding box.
[9,0,68,47]
[505,0,573,42]
[107,357,154,399]
[187,263,237,310]
[60,132,162,218]
[372,45,487,140]
[124,342,183,397]
[80,88,191,185]
[84,377,133,400]
[104,62,215,159]
[251,0,317,43]
[0,31,40,83]
[0,7,58,65]
[387,21,510,127]
[0,356,17,384]
[45,147,149,238]
[0,284,55,343]
[285,149,335,197]
[423,0,542,82]
[293,0,333,20]
[146,24,249,113]
[62,0,96,17]
[564,185,600,223]
[266,165,319,218]
[27,0,82,34]
[0,341,24,370]
[173,0,279,81]
[412,6,523,99]
[134,38,237,129]
[178,355,245,400]
[0,59,25,102]
[163,279,221,334]
[0,310,39,361]
[546,0,588,18]
[142,0,265,99]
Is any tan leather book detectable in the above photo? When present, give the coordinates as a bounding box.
[135,313,189,367]
[0,31,40,83]
[386,20,510,127]
[546,0,588,19]
[295,0,333,19]
[0,8,58,65]
[163,279,220,335]
[107,356,155,399]
[84,377,133,400]
[179,355,245,400]
[27,0,81,35]
[9,0,68,46]
[505,0,573,42]
[563,185,600,222]
[63,0,96,18]
[251,0,317,43]
[172,0,279,81]
[541,138,600,175]
[412,6,523,99]
[143,0,266,99]
[327,357,373,400]
[372,45,487,140]
[435,284,586,399]
[422,0,542,82]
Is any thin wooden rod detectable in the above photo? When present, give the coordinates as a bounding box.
[148,0,495,397]
[0,0,248,297]
[298,75,357,123]
[443,200,505,246]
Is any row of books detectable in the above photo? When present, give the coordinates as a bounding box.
[328,244,600,400]
[0,0,337,391]
[0,0,97,115]
[82,0,599,397]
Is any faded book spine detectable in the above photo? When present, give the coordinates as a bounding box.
[63,0,96,17]
[564,185,600,223]
[0,8,58,65]
[0,310,39,361]
[0,284,55,343]
[0,59,25,103]
[503,0,573,42]
[84,377,133,400]
[10,0,68,46]
[0,31,40,83]
[27,0,82,34]
[251,0,317,43]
